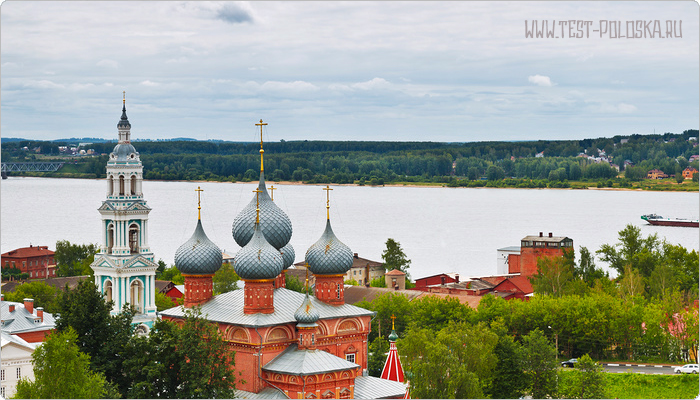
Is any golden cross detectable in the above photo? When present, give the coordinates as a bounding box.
[253,188,262,223]
[323,185,333,220]
[195,186,203,220]
[255,119,267,172]
[269,185,276,201]
[391,314,396,330]
[305,268,309,291]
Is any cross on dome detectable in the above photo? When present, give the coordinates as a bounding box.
[256,119,268,172]
[195,186,203,220]
[323,185,333,220]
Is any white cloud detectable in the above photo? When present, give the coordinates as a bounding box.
[23,80,64,89]
[96,59,119,69]
[260,80,319,92]
[166,57,189,64]
[352,78,390,90]
[528,75,553,87]
[594,102,638,114]
[140,80,159,87]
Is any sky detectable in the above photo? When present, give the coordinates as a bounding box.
[1,1,698,143]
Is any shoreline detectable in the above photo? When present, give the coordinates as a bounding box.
[5,175,698,193]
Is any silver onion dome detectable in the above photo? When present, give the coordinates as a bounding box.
[232,172,292,250]
[233,222,284,280]
[174,220,223,275]
[294,292,320,327]
[280,243,295,270]
[110,143,139,162]
[305,219,353,275]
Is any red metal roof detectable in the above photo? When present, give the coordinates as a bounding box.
[2,245,54,259]
[381,339,405,383]
[385,269,406,276]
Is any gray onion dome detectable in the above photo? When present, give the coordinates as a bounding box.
[232,172,292,250]
[280,243,295,269]
[294,292,320,327]
[305,219,353,275]
[174,220,223,275]
[233,222,284,280]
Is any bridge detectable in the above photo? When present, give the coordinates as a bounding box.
[1,162,65,178]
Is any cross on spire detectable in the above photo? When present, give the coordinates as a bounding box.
[253,188,262,224]
[269,185,276,201]
[255,119,267,172]
[195,186,204,220]
[323,185,333,220]
[123,91,126,104]
[391,314,396,330]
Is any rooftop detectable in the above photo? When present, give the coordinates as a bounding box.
[1,245,54,258]
[263,344,359,376]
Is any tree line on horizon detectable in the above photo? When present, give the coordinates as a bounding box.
[2,130,698,186]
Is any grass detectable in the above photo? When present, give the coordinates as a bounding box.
[604,373,699,399]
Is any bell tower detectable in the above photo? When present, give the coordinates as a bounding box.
[90,93,158,331]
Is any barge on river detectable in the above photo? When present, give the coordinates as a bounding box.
[641,214,699,228]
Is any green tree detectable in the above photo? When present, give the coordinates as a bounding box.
[485,323,528,399]
[558,354,606,399]
[618,264,645,298]
[355,292,412,341]
[529,252,574,297]
[122,308,237,398]
[486,165,505,181]
[159,265,184,285]
[55,279,135,396]
[367,335,390,377]
[3,281,60,313]
[597,224,661,278]
[369,276,387,288]
[13,328,110,399]
[381,238,411,277]
[574,246,607,286]
[522,328,558,399]
[155,292,176,311]
[285,273,312,294]
[409,295,474,331]
[213,262,239,294]
[54,240,98,277]
[400,321,498,399]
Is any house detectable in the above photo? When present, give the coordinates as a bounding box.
[647,169,669,179]
[689,155,699,162]
[1,331,39,399]
[414,272,460,288]
[682,167,698,180]
[155,280,183,303]
[384,269,406,290]
[295,253,385,287]
[1,245,56,280]
[0,296,56,343]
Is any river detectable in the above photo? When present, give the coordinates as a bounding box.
[1,177,698,280]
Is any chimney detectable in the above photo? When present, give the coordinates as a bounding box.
[539,232,543,237]
[36,307,44,322]
[24,298,34,314]
[9,304,15,312]
[549,232,553,237]
[354,253,358,259]
[455,274,460,283]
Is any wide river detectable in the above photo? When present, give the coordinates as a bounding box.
[1,177,698,280]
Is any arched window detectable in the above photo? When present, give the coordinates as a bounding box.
[129,224,139,254]
[104,280,113,302]
[130,174,136,195]
[107,224,114,254]
[119,175,125,195]
[130,280,144,313]
[108,176,114,195]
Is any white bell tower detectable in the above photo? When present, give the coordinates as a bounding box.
[91,93,157,330]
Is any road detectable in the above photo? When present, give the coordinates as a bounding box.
[600,363,679,375]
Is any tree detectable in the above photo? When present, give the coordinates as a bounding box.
[355,292,412,341]
[574,246,607,286]
[486,165,505,181]
[285,273,312,294]
[381,238,411,278]
[529,252,574,297]
[618,264,645,298]
[558,354,606,399]
[122,308,237,398]
[597,224,661,278]
[400,321,498,399]
[13,328,110,399]
[213,262,239,294]
[55,279,135,396]
[485,323,528,399]
[159,265,184,285]
[522,329,558,399]
[3,281,60,313]
[369,276,387,288]
[54,240,98,277]
[367,336,390,377]
[409,295,474,331]
[155,292,176,311]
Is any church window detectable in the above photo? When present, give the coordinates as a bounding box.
[1,369,5,381]
[107,225,114,254]
[129,225,139,254]
[130,174,136,195]
[130,280,144,313]
[1,387,5,398]
[339,388,351,399]
[16,367,21,379]
[336,283,340,299]
[345,353,355,363]
[104,281,113,303]
[322,390,334,399]
[108,176,114,195]
[119,176,125,196]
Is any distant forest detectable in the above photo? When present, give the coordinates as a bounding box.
[3,130,698,187]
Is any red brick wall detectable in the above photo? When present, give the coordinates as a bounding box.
[520,247,564,277]
[508,254,521,274]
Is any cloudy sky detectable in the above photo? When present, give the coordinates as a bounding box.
[1,1,698,143]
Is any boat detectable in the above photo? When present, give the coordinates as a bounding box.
[641,214,699,228]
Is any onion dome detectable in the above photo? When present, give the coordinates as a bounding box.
[388,329,398,342]
[231,172,292,250]
[174,220,223,275]
[118,101,131,129]
[294,292,320,327]
[305,219,353,275]
[280,243,295,269]
[233,222,284,280]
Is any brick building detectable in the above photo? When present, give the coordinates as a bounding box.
[1,245,56,279]
[683,167,698,180]
[508,232,573,277]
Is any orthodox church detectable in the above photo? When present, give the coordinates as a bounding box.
[160,121,408,398]
[90,94,158,332]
